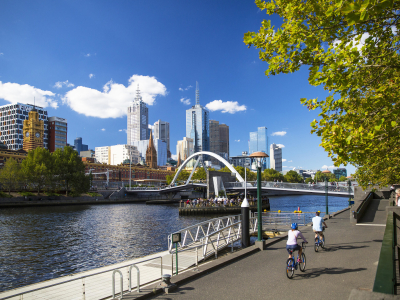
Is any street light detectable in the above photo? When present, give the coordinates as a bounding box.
[249,151,269,245]
[241,160,250,248]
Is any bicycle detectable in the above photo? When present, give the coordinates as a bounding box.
[286,242,306,279]
[314,229,325,252]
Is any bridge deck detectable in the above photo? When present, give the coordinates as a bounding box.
[148,200,388,300]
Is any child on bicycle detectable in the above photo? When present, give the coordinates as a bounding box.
[312,211,327,241]
[286,223,308,262]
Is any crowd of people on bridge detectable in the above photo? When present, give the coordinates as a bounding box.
[181,196,269,208]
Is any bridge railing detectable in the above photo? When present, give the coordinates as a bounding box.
[225,181,354,194]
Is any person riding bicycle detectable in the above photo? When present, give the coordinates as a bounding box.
[286,223,308,262]
[312,211,327,242]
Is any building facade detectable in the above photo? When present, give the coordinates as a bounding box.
[0,103,48,150]
[230,151,251,168]
[270,143,282,172]
[127,86,149,145]
[146,131,158,169]
[74,137,88,155]
[185,82,209,153]
[219,123,229,158]
[23,108,45,152]
[95,144,140,165]
[132,139,167,167]
[249,126,269,169]
[176,137,194,162]
[333,168,347,179]
[154,120,170,158]
[48,117,67,152]
[209,120,229,166]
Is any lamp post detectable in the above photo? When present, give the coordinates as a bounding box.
[249,151,269,244]
[241,161,250,248]
[129,147,132,191]
[325,177,328,215]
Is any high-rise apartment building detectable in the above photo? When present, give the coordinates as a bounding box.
[209,120,229,165]
[127,86,149,145]
[48,117,67,152]
[333,168,347,179]
[0,103,48,150]
[209,120,220,156]
[186,82,209,153]
[270,143,282,172]
[249,127,269,169]
[95,144,140,165]
[154,120,170,158]
[219,124,229,158]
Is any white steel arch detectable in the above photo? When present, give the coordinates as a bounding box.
[170,151,244,186]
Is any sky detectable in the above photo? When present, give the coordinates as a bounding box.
[0,0,356,175]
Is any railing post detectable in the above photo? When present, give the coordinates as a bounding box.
[171,253,174,276]
[112,270,123,300]
[128,265,140,293]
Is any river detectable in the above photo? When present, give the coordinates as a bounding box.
[0,195,349,292]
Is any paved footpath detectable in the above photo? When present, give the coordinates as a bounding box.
[150,200,388,300]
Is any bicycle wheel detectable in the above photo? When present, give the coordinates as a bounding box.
[314,241,319,252]
[299,253,306,272]
[286,258,295,279]
[321,236,325,249]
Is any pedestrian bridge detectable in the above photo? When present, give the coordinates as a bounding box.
[125,181,354,197]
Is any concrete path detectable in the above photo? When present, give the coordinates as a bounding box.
[150,200,388,300]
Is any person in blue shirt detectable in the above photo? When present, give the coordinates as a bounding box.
[312,211,327,242]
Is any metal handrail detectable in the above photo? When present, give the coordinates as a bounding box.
[112,270,123,300]
[128,265,140,293]
[0,255,163,300]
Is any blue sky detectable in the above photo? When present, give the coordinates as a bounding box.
[0,0,355,175]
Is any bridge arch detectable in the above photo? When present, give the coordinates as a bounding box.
[170,151,244,186]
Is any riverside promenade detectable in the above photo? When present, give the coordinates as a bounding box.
[124,198,392,300]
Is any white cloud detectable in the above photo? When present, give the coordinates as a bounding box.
[276,144,285,148]
[235,139,240,142]
[171,154,177,160]
[288,160,292,162]
[118,129,127,133]
[179,85,193,91]
[271,131,287,136]
[0,53,3,56]
[180,97,191,105]
[54,80,74,89]
[321,165,335,170]
[282,159,287,162]
[205,100,246,114]
[148,124,154,131]
[84,53,91,57]
[282,166,287,168]
[89,74,94,79]
[101,128,105,131]
[62,74,167,118]
[0,81,58,108]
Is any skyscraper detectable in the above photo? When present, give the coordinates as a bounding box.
[249,127,269,169]
[209,120,229,165]
[127,86,149,145]
[219,123,229,158]
[186,82,209,153]
[48,117,67,152]
[270,143,282,172]
[154,120,170,158]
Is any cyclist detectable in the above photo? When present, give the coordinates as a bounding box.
[286,223,308,262]
[312,211,327,242]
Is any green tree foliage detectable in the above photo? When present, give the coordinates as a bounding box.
[53,146,87,196]
[192,167,207,180]
[0,158,22,194]
[305,177,313,184]
[166,169,191,185]
[221,165,257,181]
[262,168,284,181]
[284,170,304,183]
[339,175,348,182]
[315,171,337,182]
[21,147,52,194]
[244,0,400,187]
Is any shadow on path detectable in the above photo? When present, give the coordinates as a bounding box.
[323,244,369,252]
[291,267,367,280]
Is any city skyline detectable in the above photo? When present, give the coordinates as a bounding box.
[0,0,355,175]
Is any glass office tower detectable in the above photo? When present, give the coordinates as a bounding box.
[249,126,269,169]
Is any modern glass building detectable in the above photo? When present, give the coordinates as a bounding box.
[185,82,209,153]
[154,120,170,158]
[270,143,282,172]
[48,116,67,152]
[249,126,269,169]
[127,86,149,145]
[333,168,347,179]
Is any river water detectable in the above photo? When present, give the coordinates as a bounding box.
[0,195,349,292]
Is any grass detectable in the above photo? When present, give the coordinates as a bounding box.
[0,191,13,198]
[87,192,102,197]
[19,191,35,197]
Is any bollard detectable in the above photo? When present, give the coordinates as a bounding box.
[241,197,250,248]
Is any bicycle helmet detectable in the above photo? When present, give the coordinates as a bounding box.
[291,223,298,230]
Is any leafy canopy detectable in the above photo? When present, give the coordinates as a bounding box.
[244,0,400,187]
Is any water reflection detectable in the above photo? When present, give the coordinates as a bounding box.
[0,196,348,292]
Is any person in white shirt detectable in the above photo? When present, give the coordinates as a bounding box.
[312,211,328,241]
[286,223,308,261]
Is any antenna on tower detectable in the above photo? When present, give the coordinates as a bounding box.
[195,81,200,105]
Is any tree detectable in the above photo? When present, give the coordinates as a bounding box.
[192,167,207,180]
[262,168,284,181]
[166,169,191,185]
[222,165,257,181]
[244,0,400,187]
[0,158,22,194]
[284,170,304,183]
[305,177,313,184]
[53,146,87,196]
[21,147,52,194]
[339,175,348,182]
